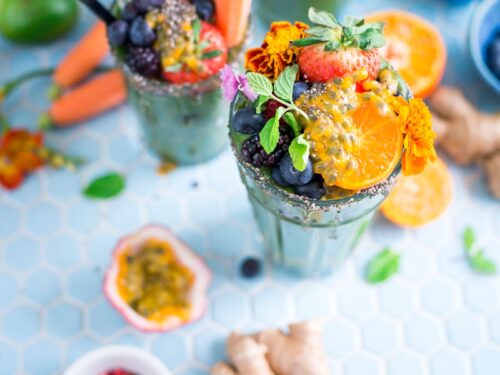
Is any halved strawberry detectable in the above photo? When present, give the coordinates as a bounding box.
[163,21,228,84]
[298,44,381,83]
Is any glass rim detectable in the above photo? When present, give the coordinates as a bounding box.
[234,147,401,209]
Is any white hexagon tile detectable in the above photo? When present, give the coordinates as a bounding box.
[1,0,500,375]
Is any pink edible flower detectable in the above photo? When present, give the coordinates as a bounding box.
[220,65,257,102]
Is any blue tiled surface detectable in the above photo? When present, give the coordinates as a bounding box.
[0,0,499,374]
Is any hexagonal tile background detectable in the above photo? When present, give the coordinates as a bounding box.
[1,1,500,374]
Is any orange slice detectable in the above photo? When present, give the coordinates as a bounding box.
[381,157,452,227]
[214,0,251,48]
[333,98,403,190]
[366,10,447,98]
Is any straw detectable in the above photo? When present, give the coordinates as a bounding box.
[78,0,116,25]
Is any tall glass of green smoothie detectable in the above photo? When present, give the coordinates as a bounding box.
[107,0,251,165]
[255,0,345,24]
[224,8,435,277]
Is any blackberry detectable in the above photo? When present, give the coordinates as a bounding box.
[241,125,293,167]
[125,47,161,79]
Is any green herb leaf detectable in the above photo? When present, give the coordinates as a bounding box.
[470,251,497,274]
[289,135,310,171]
[247,72,273,97]
[308,7,338,28]
[192,19,201,44]
[83,172,125,199]
[259,107,286,154]
[292,37,324,47]
[164,63,183,73]
[201,50,222,60]
[255,95,271,114]
[274,65,299,102]
[366,248,400,284]
[463,226,476,252]
[283,112,302,137]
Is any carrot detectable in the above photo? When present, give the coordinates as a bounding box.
[39,70,126,129]
[213,0,251,48]
[48,21,109,99]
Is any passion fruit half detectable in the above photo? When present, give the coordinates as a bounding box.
[104,225,211,332]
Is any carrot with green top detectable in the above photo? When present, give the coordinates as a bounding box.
[39,70,126,129]
[48,21,109,99]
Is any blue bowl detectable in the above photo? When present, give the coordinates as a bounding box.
[469,0,500,93]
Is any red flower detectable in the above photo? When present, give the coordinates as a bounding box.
[0,129,45,190]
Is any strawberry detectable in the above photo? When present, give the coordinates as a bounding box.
[293,9,385,84]
[163,21,228,84]
[298,44,381,83]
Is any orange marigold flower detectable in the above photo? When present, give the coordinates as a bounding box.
[245,21,308,80]
[391,97,437,176]
[0,129,44,190]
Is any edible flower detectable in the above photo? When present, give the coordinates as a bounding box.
[245,21,308,81]
[0,129,45,190]
[391,96,437,176]
[220,65,257,102]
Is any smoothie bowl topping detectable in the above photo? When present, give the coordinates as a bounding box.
[108,0,250,89]
[104,225,210,332]
[224,8,437,202]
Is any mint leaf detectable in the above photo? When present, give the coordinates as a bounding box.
[201,50,222,60]
[84,172,125,199]
[308,7,338,28]
[283,112,301,136]
[366,248,400,284]
[289,135,310,171]
[463,226,476,252]
[274,65,299,102]
[255,95,270,114]
[193,19,201,44]
[470,251,497,274]
[259,107,286,154]
[247,73,273,97]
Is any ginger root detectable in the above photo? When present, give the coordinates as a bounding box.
[429,86,500,198]
[212,321,329,375]
[212,333,275,375]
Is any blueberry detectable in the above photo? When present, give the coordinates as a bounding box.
[240,257,261,278]
[279,154,313,186]
[192,0,215,21]
[121,2,138,21]
[294,175,326,199]
[133,0,163,13]
[292,81,309,101]
[232,107,267,134]
[487,32,500,79]
[129,17,156,46]
[107,20,129,47]
[272,166,290,187]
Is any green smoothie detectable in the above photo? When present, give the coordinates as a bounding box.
[124,71,229,165]
[255,0,345,24]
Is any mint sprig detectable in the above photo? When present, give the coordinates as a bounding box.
[83,172,125,200]
[366,248,400,284]
[246,65,309,162]
[289,135,310,172]
[463,226,497,275]
[293,7,385,51]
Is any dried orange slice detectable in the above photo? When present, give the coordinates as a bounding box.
[366,10,447,98]
[381,158,452,227]
[333,98,403,190]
